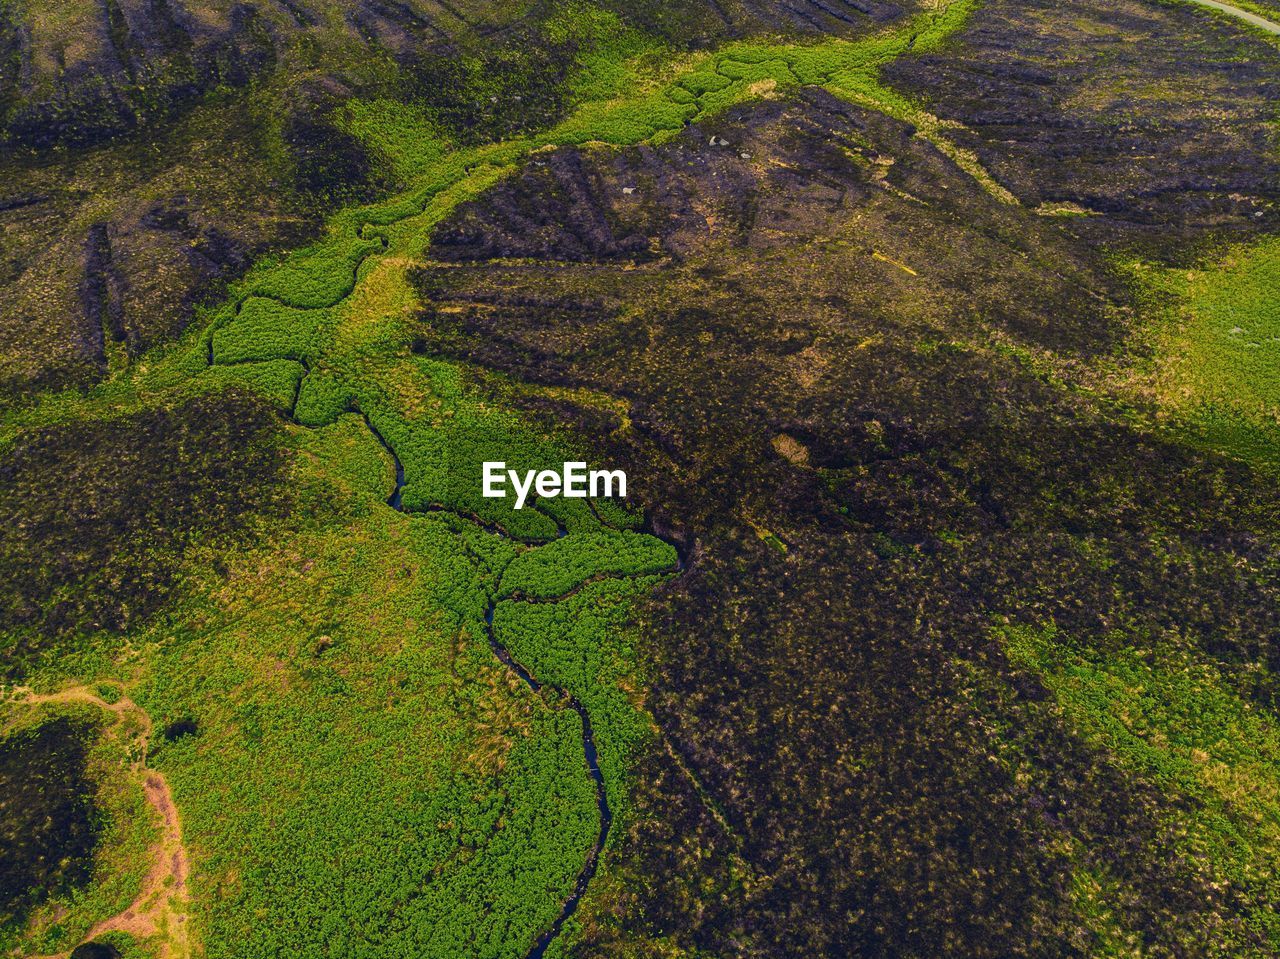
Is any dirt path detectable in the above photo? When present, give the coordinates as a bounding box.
[13,686,192,959]
[1182,0,1280,34]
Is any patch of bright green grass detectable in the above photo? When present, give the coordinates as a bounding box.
[1129,237,1280,466]
[342,99,448,182]
[199,358,304,412]
[212,299,334,365]
[499,530,677,600]
[249,236,386,309]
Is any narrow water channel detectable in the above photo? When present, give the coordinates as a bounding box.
[362,413,615,959]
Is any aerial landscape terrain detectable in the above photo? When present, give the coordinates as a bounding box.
[2,0,1280,956]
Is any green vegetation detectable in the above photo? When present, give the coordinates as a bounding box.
[1130,237,1280,466]
[499,531,677,600]
[1004,625,1280,953]
[212,299,335,365]
[494,575,668,810]
[0,384,671,956]
[121,408,674,958]
[250,237,387,310]
[200,359,306,413]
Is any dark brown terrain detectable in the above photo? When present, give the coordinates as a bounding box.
[883,0,1280,252]
[411,11,1280,944]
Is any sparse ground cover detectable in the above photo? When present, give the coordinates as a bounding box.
[0,714,102,935]
[883,0,1280,244]
[0,391,288,666]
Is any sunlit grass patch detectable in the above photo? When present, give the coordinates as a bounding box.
[249,236,386,309]
[197,358,304,412]
[499,530,677,600]
[1129,237,1280,466]
[211,298,334,365]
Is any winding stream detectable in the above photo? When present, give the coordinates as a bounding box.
[200,211,677,952]
[357,410,654,958]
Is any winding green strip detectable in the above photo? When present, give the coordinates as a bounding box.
[499,532,678,601]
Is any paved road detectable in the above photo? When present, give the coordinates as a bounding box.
[1184,0,1280,34]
